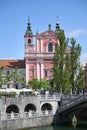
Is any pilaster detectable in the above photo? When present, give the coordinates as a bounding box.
[26,63,29,83]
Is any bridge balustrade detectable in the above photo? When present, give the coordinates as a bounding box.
[40,94,61,101]
[41,110,52,116]
[6,112,19,120]
[6,110,53,120]
[58,94,87,113]
[24,111,36,118]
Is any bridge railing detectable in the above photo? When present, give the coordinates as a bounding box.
[58,94,87,113]
[40,94,61,101]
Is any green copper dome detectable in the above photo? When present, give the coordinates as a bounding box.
[26,16,33,35]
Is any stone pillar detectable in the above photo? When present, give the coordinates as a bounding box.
[0,98,6,121]
[19,101,24,118]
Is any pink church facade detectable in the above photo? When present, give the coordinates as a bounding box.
[24,18,60,83]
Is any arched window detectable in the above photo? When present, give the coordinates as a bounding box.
[30,67,34,78]
[48,43,53,52]
[28,39,31,43]
[44,69,47,77]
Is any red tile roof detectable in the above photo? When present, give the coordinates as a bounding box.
[0,59,25,68]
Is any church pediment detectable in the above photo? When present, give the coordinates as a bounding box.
[39,30,57,37]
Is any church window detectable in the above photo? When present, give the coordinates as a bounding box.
[48,43,53,52]
[49,69,53,77]
[28,39,31,43]
[30,67,34,78]
[44,70,47,77]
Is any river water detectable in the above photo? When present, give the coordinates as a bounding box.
[18,124,87,130]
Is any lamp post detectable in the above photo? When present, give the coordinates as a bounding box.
[70,85,73,95]
[60,84,62,94]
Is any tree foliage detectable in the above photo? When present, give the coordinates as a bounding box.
[10,67,24,88]
[28,78,50,90]
[53,30,69,92]
[53,29,84,94]
[0,67,25,88]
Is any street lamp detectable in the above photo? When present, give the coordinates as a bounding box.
[70,85,73,95]
[60,84,62,94]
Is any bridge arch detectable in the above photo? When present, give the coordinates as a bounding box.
[6,104,19,113]
[24,103,36,112]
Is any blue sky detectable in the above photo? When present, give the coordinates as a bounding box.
[0,0,87,65]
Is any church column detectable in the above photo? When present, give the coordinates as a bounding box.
[26,63,29,83]
[36,63,40,80]
[41,39,43,52]
[36,39,39,52]
[46,44,48,52]
[41,63,44,79]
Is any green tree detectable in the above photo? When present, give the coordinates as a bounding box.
[28,78,40,90]
[75,66,85,94]
[10,67,25,88]
[39,79,51,90]
[53,29,84,94]
[70,38,82,92]
[28,78,51,90]
[0,66,11,88]
[0,66,4,86]
[63,53,71,94]
[53,29,68,92]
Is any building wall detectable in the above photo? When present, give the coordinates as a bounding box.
[25,30,58,82]
[0,116,54,130]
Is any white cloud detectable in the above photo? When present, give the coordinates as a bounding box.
[66,29,87,38]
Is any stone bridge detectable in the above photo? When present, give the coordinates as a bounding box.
[57,94,87,123]
[0,94,87,129]
[0,94,61,121]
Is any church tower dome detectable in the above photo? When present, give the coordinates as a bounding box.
[55,16,60,33]
[25,16,33,35]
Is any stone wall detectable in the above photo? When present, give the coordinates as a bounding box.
[0,116,54,130]
[0,95,59,129]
